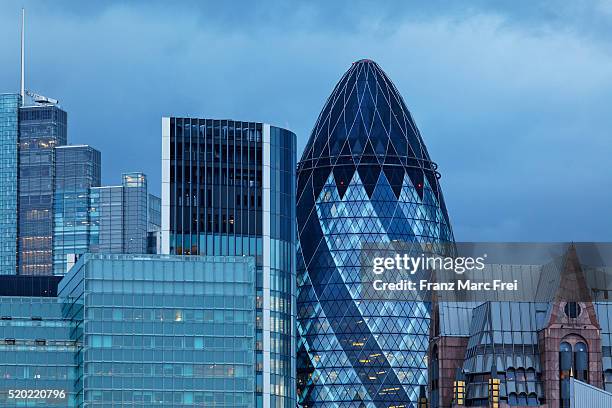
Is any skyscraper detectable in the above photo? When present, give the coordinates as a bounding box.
[296,60,454,406]
[147,193,162,254]
[17,102,67,275]
[162,117,297,407]
[89,173,152,255]
[53,145,101,275]
[0,94,21,275]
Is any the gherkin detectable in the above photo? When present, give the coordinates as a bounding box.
[296,60,454,407]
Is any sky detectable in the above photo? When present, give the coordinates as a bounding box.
[1,1,611,241]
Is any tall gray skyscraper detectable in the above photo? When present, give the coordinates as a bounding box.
[90,173,152,255]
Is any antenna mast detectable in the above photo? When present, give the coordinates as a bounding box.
[20,8,25,100]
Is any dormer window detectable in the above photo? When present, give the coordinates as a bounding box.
[564,302,581,318]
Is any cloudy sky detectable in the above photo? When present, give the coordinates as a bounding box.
[1,1,611,241]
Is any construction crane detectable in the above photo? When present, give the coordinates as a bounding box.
[25,90,59,105]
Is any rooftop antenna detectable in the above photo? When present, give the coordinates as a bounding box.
[20,8,25,100]
[18,9,59,107]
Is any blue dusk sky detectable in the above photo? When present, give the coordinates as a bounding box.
[0,1,611,241]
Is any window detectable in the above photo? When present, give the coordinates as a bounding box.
[527,393,538,406]
[575,342,588,382]
[507,368,515,381]
[559,342,572,375]
[564,302,581,318]
[560,339,589,408]
[560,341,572,408]
[605,369,612,392]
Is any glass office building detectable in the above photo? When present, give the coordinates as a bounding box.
[296,60,454,406]
[147,193,162,254]
[162,117,297,408]
[90,173,150,255]
[53,145,101,275]
[0,255,256,407]
[121,172,149,253]
[60,254,256,407]
[0,94,21,275]
[0,276,76,407]
[17,103,67,275]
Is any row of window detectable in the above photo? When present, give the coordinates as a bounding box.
[88,335,251,351]
[86,389,252,405]
[89,362,250,378]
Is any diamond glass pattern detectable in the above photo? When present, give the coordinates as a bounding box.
[296,60,454,407]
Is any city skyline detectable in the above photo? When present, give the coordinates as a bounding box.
[0,3,612,406]
[1,2,611,241]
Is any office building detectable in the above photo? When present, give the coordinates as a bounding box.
[0,286,77,407]
[0,254,256,407]
[0,94,21,275]
[17,102,67,275]
[90,173,152,255]
[162,117,297,407]
[295,60,455,406]
[52,145,101,275]
[147,193,162,254]
[62,254,256,407]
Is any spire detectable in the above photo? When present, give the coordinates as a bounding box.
[20,8,25,100]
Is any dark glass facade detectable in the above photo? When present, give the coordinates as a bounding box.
[0,94,20,275]
[17,105,67,275]
[162,118,297,407]
[296,60,454,406]
[53,145,101,275]
[0,275,62,297]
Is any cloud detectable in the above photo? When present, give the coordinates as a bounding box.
[0,1,610,241]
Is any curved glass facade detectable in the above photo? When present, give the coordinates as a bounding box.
[296,60,454,406]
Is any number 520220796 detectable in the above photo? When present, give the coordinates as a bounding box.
[8,389,66,399]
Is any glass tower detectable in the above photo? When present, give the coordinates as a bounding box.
[147,193,162,254]
[17,104,67,275]
[53,145,101,275]
[89,173,149,254]
[296,60,454,406]
[0,94,21,275]
[162,118,297,408]
[121,172,149,254]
